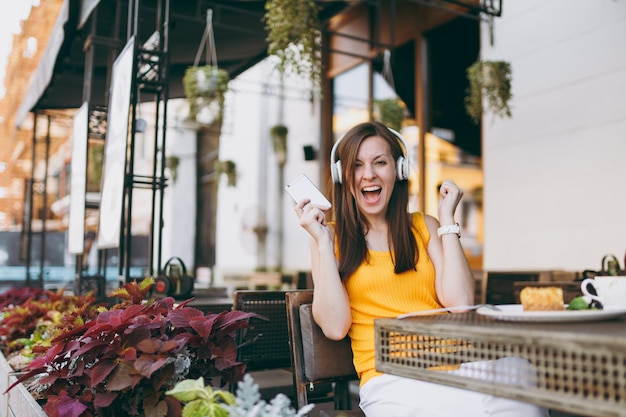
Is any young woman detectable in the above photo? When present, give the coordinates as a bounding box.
[293,121,548,417]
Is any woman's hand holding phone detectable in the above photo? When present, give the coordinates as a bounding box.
[285,174,331,209]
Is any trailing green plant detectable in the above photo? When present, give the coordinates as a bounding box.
[166,373,314,417]
[7,279,255,417]
[374,98,405,131]
[166,155,180,182]
[216,159,238,187]
[87,141,104,192]
[183,65,229,124]
[264,0,322,92]
[465,60,513,124]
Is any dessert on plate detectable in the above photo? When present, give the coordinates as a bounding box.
[519,286,565,311]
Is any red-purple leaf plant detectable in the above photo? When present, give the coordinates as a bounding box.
[0,286,48,310]
[7,278,255,417]
[0,287,100,363]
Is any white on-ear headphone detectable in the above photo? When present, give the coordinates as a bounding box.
[330,127,409,184]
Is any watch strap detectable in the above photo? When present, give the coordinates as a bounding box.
[437,223,461,238]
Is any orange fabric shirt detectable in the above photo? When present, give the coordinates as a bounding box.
[344,212,442,386]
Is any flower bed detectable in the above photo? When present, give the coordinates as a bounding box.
[0,281,312,417]
[0,280,254,417]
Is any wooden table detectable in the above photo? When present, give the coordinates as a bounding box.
[375,312,626,417]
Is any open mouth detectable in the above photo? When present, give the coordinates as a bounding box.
[362,185,382,202]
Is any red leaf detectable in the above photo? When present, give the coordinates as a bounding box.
[161,339,182,353]
[135,354,168,378]
[215,310,256,333]
[88,358,117,387]
[43,394,88,417]
[93,391,118,408]
[137,338,161,354]
[143,395,168,417]
[50,321,92,343]
[167,307,205,328]
[121,303,150,322]
[155,296,176,309]
[74,339,108,357]
[106,361,143,391]
[119,347,138,360]
[173,297,194,308]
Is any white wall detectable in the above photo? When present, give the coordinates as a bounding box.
[481,0,626,272]
[136,100,197,273]
[161,101,198,271]
[214,58,323,283]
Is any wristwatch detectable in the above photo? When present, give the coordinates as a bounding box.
[437,223,461,238]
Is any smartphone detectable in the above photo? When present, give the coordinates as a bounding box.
[285,174,331,209]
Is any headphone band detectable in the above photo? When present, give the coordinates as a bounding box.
[330,126,409,184]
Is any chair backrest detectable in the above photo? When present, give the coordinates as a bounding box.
[285,290,359,411]
[233,290,291,371]
[482,271,541,304]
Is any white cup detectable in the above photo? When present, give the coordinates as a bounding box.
[581,276,626,307]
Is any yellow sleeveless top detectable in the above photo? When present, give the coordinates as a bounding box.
[344,212,441,386]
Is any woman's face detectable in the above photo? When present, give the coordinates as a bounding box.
[351,135,396,219]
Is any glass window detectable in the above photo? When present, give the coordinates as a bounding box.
[332,63,369,138]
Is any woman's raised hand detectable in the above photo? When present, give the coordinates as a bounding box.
[438,179,463,224]
[294,199,331,241]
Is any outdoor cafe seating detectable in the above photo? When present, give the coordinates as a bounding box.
[228,271,597,416]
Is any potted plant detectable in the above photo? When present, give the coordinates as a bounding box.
[264,0,322,93]
[7,279,254,417]
[269,124,288,165]
[183,65,229,124]
[166,155,180,183]
[464,60,513,124]
[374,98,405,131]
[216,160,238,187]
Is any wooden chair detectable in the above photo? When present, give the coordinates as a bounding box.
[286,290,364,417]
[232,290,295,400]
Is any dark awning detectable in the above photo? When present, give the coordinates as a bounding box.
[16,0,352,127]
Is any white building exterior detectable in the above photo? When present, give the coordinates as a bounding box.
[212,59,324,284]
[481,0,626,271]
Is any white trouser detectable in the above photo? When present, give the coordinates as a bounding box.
[359,358,550,417]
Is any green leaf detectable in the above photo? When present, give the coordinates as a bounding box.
[182,400,229,417]
[165,377,209,402]
[211,389,236,405]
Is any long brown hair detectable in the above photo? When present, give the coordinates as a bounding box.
[331,122,417,280]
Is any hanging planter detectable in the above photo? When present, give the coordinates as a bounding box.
[465,60,513,124]
[183,9,229,124]
[269,124,288,165]
[264,0,322,93]
[216,159,237,187]
[374,98,405,132]
[165,155,180,182]
[183,65,229,124]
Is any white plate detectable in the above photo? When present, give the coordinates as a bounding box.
[476,304,626,322]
